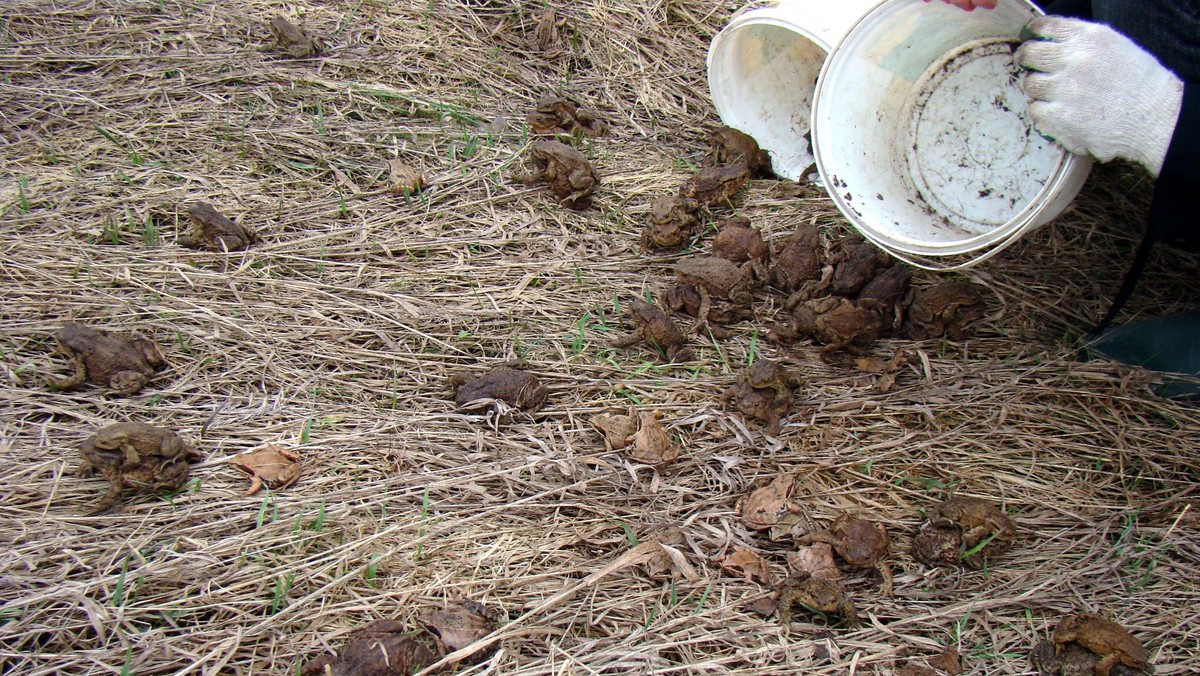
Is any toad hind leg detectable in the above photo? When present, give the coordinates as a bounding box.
[47,354,87,391]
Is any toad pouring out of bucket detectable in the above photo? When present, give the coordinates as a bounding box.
[707,0,1092,270]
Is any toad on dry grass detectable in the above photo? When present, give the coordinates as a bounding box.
[78,422,202,514]
[662,283,751,340]
[857,264,913,331]
[609,298,694,363]
[388,159,426,196]
[675,254,757,337]
[912,496,1017,569]
[524,139,599,210]
[738,473,800,531]
[711,215,769,278]
[47,322,165,396]
[448,363,548,412]
[903,279,987,340]
[776,572,860,629]
[678,163,751,207]
[269,16,321,58]
[709,126,772,178]
[179,202,257,251]
[1032,613,1154,676]
[526,94,606,137]
[625,410,681,467]
[797,515,893,596]
[228,444,301,496]
[590,410,638,451]
[771,223,825,295]
[300,600,501,676]
[828,237,889,296]
[719,359,800,437]
[775,295,885,357]
[641,195,701,251]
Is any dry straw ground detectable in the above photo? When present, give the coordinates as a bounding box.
[2,1,1199,674]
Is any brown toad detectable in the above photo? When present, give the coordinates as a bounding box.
[710,126,772,178]
[78,422,201,514]
[797,515,893,596]
[448,363,548,412]
[388,159,426,196]
[609,298,693,363]
[662,283,750,340]
[1031,639,1107,676]
[675,255,757,336]
[775,296,885,356]
[625,410,681,466]
[903,280,986,340]
[738,473,800,531]
[269,16,321,58]
[777,572,860,629]
[857,264,913,332]
[179,202,257,251]
[641,195,701,251]
[229,444,301,496]
[590,410,638,451]
[678,163,751,207]
[829,237,889,296]
[1047,613,1153,676]
[300,620,444,676]
[711,216,769,279]
[47,322,165,395]
[526,94,606,137]
[418,600,503,664]
[771,223,825,294]
[913,496,1017,569]
[719,359,800,436]
[525,140,599,210]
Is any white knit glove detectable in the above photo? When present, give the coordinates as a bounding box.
[1014,16,1184,177]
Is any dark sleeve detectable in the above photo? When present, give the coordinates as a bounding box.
[1150,81,1200,250]
[1039,0,1092,18]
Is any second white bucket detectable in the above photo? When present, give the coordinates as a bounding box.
[811,0,1093,268]
[707,0,879,181]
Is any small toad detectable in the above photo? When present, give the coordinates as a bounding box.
[300,620,444,676]
[1030,639,1104,676]
[738,473,800,531]
[178,202,257,251]
[857,264,912,332]
[711,216,769,279]
[78,422,202,514]
[388,159,426,196]
[641,195,701,251]
[719,359,800,436]
[662,283,750,340]
[678,163,751,207]
[1045,613,1153,676]
[709,126,772,178]
[228,444,301,496]
[590,410,638,451]
[913,496,1017,569]
[526,94,606,137]
[47,322,165,395]
[269,16,321,58]
[903,280,986,340]
[777,572,861,629]
[775,296,885,356]
[797,515,893,596]
[448,362,548,412]
[829,237,889,296]
[609,298,693,363]
[524,140,600,210]
[771,224,825,294]
[418,600,503,664]
[625,410,681,466]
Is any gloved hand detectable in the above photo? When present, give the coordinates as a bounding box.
[1014,16,1183,177]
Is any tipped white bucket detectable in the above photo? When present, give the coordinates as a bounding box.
[706,0,879,181]
[811,0,1093,269]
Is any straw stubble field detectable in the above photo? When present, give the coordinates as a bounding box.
[2,1,1199,674]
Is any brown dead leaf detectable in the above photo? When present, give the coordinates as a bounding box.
[928,647,963,675]
[590,410,637,451]
[741,595,778,617]
[717,546,772,585]
[625,410,681,466]
[388,159,426,196]
[786,542,842,580]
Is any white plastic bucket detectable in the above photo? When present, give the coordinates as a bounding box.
[706,0,879,181]
[811,0,1093,269]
